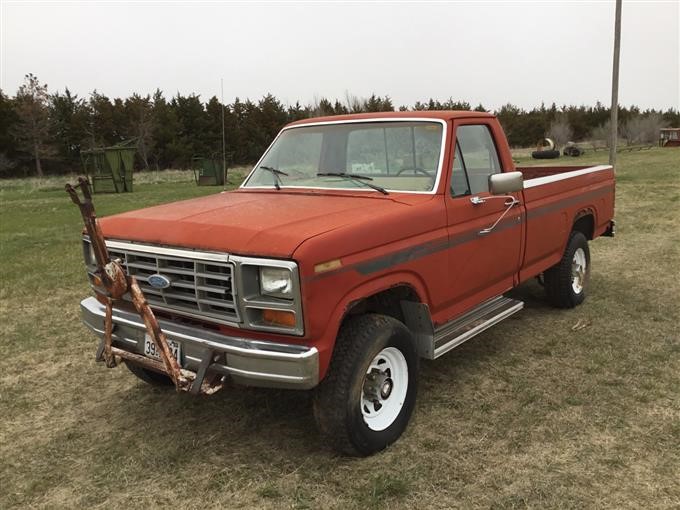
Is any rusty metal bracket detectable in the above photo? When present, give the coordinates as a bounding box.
[189,350,225,395]
[66,177,199,392]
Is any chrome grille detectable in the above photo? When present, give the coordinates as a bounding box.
[85,241,239,324]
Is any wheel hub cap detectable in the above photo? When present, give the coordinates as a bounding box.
[361,347,409,431]
[380,379,393,399]
[571,247,587,293]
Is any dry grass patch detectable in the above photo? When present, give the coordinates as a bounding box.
[1,150,679,509]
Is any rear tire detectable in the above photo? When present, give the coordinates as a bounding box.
[313,314,418,456]
[125,361,174,387]
[544,231,590,308]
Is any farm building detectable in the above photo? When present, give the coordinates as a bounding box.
[659,127,680,147]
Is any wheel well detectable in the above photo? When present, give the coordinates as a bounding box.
[573,211,594,240]
[345,285,421,324]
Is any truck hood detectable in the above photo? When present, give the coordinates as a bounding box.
[99,190,430,258]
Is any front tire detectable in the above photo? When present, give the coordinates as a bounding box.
[124,361,174,387]
[544,231,591,308]
[313,314,418,456]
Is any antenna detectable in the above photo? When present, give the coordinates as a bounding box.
[221,78,228,190]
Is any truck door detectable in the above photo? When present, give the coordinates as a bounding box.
[443,122,523,316]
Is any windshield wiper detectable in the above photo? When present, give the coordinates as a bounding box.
[316,172,389,195]
[259,165,288,190]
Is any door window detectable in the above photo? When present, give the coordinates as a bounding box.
[451,125,501,195]
[451,142,470,196]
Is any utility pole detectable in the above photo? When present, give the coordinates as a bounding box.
[609,0,622,166]
[221,78,228,189]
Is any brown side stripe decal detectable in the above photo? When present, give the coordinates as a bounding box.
[526,184,613,221]
[308,184,614,281]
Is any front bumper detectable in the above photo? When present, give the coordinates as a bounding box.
[80,297,319,389]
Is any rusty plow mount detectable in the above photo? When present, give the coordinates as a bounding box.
[66,177,224,395]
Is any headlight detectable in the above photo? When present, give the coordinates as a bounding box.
[231,256,303,335]
[259,267,293,298]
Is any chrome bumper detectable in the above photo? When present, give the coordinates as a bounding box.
[80,297,319,389]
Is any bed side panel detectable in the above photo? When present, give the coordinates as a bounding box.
[520,166,615,281]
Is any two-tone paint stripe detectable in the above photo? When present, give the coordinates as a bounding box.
[526,183,614,221]
[309,182,614,282]
[352,212,523,278]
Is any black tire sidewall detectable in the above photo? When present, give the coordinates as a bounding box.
[532,149,560,159]
[125,361,174,386]
[546,231,590,308]
[345,318,419,455]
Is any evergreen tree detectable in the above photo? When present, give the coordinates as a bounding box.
[0,90,19,173]
[204,96,226,161]
[50,88,88,167]
[150,90,179,169]
[169,93,209,166]
[86,91,118,147]
[1,83,678,175]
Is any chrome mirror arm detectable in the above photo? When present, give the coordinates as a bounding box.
[475,195,521,236]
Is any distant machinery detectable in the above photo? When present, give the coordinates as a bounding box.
[80,140,137,193]
[192,154,226,186]
[659,128,680,147]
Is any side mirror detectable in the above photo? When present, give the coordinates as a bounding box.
[489,171,523,195]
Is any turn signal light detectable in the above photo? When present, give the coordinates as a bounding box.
[261,309,296,328]
[314,258,342,274]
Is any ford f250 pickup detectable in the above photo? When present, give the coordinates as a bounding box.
[77,111,615,456]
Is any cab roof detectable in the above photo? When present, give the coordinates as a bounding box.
[287,110,494,127]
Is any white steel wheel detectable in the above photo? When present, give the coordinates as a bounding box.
[313,314,418,456]
[571,247,587,294]
[545,230,590,308]
[361,347,409,431]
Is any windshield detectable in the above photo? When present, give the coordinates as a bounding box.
[243,120,444,193]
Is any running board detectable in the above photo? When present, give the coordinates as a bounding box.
[432,296,524,359]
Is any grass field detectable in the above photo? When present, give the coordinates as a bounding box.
[1,151,679,509]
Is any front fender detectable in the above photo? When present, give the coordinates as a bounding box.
[310,271,430,380]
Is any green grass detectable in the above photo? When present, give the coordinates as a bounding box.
[1,152,679,509]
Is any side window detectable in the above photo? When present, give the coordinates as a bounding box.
[451,142,470,196]
[452,125,501,195]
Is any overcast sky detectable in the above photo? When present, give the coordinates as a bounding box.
[1,1,678,110]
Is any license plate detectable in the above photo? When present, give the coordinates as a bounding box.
[144,334,181,364]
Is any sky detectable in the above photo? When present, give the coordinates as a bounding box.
[1,1,678,111]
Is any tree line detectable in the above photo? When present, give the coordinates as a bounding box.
[1,73,677,177]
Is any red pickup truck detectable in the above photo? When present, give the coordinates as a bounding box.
[79,111,615,456]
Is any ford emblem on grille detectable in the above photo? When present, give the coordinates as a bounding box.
[148,274,171,289]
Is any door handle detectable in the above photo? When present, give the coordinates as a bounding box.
[470,195,521,207]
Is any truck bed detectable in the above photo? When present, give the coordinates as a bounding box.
[515,164,615,282]
[517,164,607,181]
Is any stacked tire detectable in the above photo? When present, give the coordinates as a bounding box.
[563,146,584,157]
[531,149,560,159]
